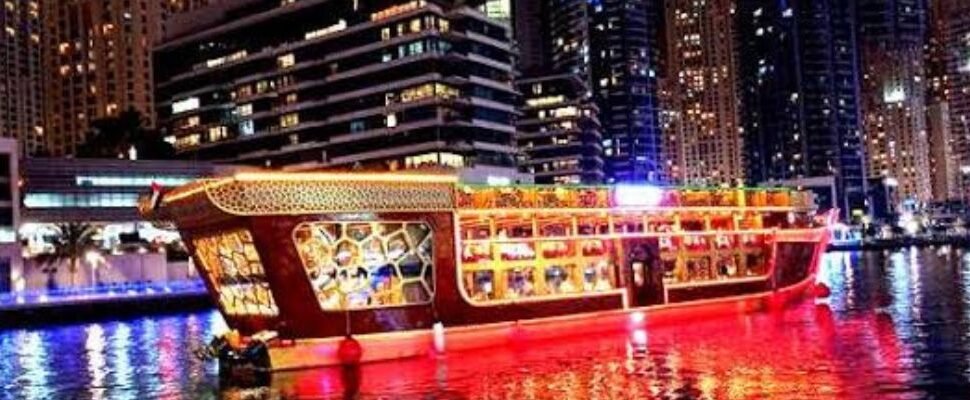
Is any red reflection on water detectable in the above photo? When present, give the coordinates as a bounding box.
[222,300,915,400]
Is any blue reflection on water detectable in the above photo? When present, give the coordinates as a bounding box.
[1,248,970,398]
[0,314,222,399]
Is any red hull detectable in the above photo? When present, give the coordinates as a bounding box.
[266,259,822,370]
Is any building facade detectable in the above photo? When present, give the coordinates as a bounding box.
[926,0,959,201]
[589,0,665,183]
[517,75,604,184]
[858,0,932,204]
[0,139,20,294]
[155,0,521,181]
[511,0,604,183]
[42,0,163,156]
[928,102,959,200]
[0,0,44,155]
[738,0,868,219]
[661,0,743,186]
[943,0,970,201]
[511,0,663,184]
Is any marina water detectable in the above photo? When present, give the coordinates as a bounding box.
[2,248,970,399]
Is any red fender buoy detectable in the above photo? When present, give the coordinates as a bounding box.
[814,282,832,298]
[337,336,363,365]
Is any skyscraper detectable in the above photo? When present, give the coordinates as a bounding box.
[738,0,868,218]
[926,0,960,201]
[943,0,970,200]
[42,0,163,156]
[589,0,665,183]
[661,0,743,186]
[511,0,603,183]
[0,0,44,155]
[858,0,932,203]
[517,74,605,184]
[512,0,663,184]
[155,0,521,182]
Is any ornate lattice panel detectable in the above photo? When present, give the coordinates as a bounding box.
[293,221,435,311]
[206,180,455,215]
[193,229,279,316]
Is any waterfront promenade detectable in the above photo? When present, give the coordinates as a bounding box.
[0,280,210,326]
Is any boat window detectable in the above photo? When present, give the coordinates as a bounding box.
[192,229,279,316]
[662,233,772,284]
[292,221,434,311]
[613,215,645,234]
[459,214,618,304]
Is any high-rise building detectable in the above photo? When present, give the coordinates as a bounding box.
[661,0,743,186]
[926,0,960,201]
[589,0,665,183]
[738,0,868,218]
[512,0,663,184]
[943,0,970,200]
[858,0,932,204]
[511,0,603,183]
[42,0,163,156]
[928,102,959,200]
[0,0,44,155]
[926,0,950,103]
[517,74,604,184]
[155,0,522,181]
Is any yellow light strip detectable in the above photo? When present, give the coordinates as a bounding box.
[159,172,459,206]
[456,206,810,215]
[160,179,231,204]
[456,228,824,245]
[664,275,769,290]
[232,171,459,184]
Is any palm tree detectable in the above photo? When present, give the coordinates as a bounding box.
[35,223,100,290]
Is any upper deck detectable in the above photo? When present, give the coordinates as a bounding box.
[145,172,816,224]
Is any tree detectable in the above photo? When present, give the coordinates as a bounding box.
[34,223,100,290]
[77,108,176,159]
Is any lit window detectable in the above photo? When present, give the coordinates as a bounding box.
[386,113,398,128]
[236,103,253,116]
[194,230,278,316]
[175,134,201,149]
[239,120,255,136]
[350,120,366,132]
[278,53,295,68]
[293,221,435,311]
[182,116,200,128]
[208,126,228,142]
[172,97,200,114]
[281,113,300,128]
[405,152,464,168]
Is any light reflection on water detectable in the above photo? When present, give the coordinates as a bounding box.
[1,248,970,398]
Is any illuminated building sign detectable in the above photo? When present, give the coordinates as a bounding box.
[371,1,425,21]
[305,19,347,40]
[526,95,565,107]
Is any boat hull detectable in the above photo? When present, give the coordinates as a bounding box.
[262,265,820,371]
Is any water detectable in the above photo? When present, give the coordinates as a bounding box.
[2,248,970,399]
